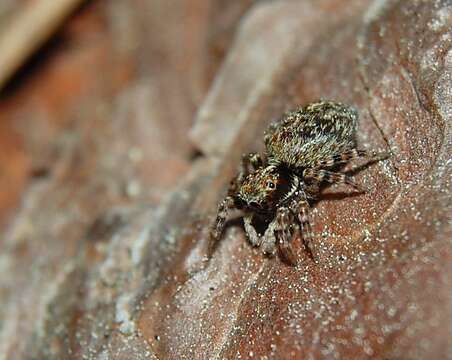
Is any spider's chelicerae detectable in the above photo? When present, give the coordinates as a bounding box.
[209,100,388,265]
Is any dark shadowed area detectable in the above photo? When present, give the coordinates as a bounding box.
[0,0,450,359]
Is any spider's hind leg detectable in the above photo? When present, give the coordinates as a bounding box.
[304,168,366,193]
[313,148,389,169]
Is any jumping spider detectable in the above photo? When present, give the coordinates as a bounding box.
[209,100,388,265]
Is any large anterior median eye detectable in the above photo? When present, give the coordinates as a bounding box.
[266,180,275,189]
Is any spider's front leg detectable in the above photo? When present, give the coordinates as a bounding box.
[208,195,235,256]
[268,206,297,265]
[291,198,317,262]
[243,214,262,247]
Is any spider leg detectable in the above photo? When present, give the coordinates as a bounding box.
[261,217,278,256]
[292,199,317,262]
[209,153,264,257]
[243,214,262,247]
[304,168,365,192]
[274,207,297,265]
[313,149,389,169]
[237,152,264,182]
[208,195,235,256]
[247,152,264,170]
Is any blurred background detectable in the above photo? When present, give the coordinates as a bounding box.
[0,0,254,228]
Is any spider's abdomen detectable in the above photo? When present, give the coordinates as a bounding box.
[264,100,358,168]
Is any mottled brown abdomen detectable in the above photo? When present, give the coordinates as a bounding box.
[264,100,358,168]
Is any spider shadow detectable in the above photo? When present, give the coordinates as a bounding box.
[318,190,364,202]
[344,156,387,176]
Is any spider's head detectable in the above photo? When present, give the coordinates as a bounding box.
[237,165,289,212]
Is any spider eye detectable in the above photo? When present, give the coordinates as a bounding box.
[266,181,275,189]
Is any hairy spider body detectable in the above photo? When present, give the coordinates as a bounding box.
[265,101,357,168]
[209,100,387,265]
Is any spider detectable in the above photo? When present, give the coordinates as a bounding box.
[209,100,388,265]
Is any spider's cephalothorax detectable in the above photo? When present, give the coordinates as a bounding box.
[237,165,291,212]
[209,100,388,265]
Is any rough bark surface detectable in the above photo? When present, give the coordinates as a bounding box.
[0,0,451,359]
